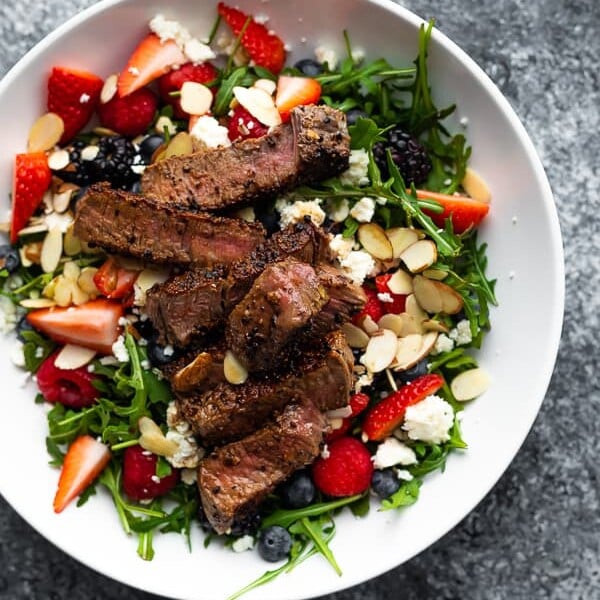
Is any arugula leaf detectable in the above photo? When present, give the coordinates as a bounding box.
[381,479,421,511]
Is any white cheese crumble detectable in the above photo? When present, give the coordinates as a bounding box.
[314,46,338,69]
[0,296,18,333]
[449,319,473,346]
[111,335,129,363]
[326,198,350,223]
[355,370,374,392]
[372,438,417,469]
[338,250,376,285]
[402,394,454,444]
[329,233,354,261]
[433,333,454,355]
[320,444,331,460]
[79,93,90,104]
[349,196,376,223]
[339,149,370,187]
[232,535,255,552]
[163,344,175,357]
[377,292,393,304]
[189,115,231,148]
[10,341,25,368]
[165,401,205,469]
[181,468,197,485]
[275,198,326,228]
[395,468,414,481]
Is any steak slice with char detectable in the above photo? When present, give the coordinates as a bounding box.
[177,330,353,445]
[145,219,332,347]
[198,399,325,534]
[73,183,265,267]
[140,105,350,211]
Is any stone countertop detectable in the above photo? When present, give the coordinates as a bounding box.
[0,1,598,599]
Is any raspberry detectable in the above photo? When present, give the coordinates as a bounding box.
[227,105,269,142]
[352,287,384,327]
[312,437,373,497]
[122,445,179,501]
[36,351,100,409]
[97,87,158,138]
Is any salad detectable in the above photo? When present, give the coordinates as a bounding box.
[1,2,497,598]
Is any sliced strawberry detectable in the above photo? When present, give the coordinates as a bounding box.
[122,445,179,501]
[227,105,270,142]
[11,153,52,243]
[47,66,103,143]
[416,189,490,234]
[312,437,373,497]
[326,392,370,442]
[26,299,124,355]
[375,273,407,315]
[97,87,158,138]
[217,2,286,74]
[362,373,445,441]
[352,287,384,328]
[157,62,218,119]
[53,435,111,513]
[117,34,186,98]
[93,257,140,301]
[275,75,322,122]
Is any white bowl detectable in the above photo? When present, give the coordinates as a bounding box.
[0,1,564,599]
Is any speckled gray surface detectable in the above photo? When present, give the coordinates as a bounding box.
[0,0,598,599]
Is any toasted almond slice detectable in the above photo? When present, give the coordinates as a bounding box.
[405,293,428,322]
[386,269,413,295]
[19,247,33,268]
[28,112,64,152]
[392,333,424,371]
[359,314,379,335]
[63,227,82,256]
[22,241,43,265]
[100,73,118,104]
[422,268,448,281]
[133,267,169,306]
[53,276,73,307]
[422,318,450,333]
[93,126,118,136]
[20,297,56,308]
[164,132,194,159]
[62,261,80,282]
[77,267,99,296]
[377,313,404,336]
[360,329,398,373]
[71,284,90,306]
[385,227,419,259]
[223,350,248,385]
[451,367,491,401]
[326,406,353,419]
[253,78,277,95]
[358,222,393,260]
[233,85,282,127]
[172,352,213,393]
[52,188,74,213]
[400,239,437,273]
[47,149,70,171]
[81,145,100,161]
[40,227,63,274]
[420,330,439,357]
[397,312,423,336]
[18,223,49,237]
[341,321,370,349]
[54,344,96,370]
[180,81,213,116]
[138,416,178,457]
[413,275,464,315]
[462,167,491,203]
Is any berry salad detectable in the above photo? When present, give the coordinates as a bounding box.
[1,3,496,597]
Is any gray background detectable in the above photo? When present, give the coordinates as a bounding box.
[0,0,598,599]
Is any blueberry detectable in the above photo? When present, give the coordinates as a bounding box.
[371,468,401,499]
[279,470,316,509]
[138,134,165,164]
[16,315,34,342]
[293,58,324,77]
[346,108,369,125]
[133,318,157,342]
[257,525,292,562]
[146,339,178,366]
[0,245,20,273]
[395,359,429,385]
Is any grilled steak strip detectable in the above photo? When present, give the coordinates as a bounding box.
[145,219,332,347]
[177,330,353,445]
[226,258,328,372]
[140,105,350,211]
[73,183,265,267]
[198,399,326,534]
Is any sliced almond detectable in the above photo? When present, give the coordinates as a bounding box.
[462,167,491,203]
[52,188,74,213]
[422,319,450,333]
[341,321,370,349]
[400,239,437,273]
[385,227,419,259]
[54,344,96,370]
[40,227,63,274]
[359,314,379,335]
[28,112,64,152]
[392,333,424,371]
[223,350,249,385]
[20,297,56,308]
[53,276,73,307]
[71,284,90,306]
[397,312,424,336]
[19,247,33,268]
[405,293,428,322]
[81,145,100,161]
[357,222,393,260]
[93,126,118,137]
[100,73,118,104]
[172,352,213,393]
[164,132,194,159]
[326,406,353,419]
[18,223,49,237]
[180,81,213,116]
[135,267,169,293]
[77,267,99,296]
[62,261,80,281]
[233,85,282,127]
[377,313,404,336]
[386,269,413,295]
[422,268,448,281]
[413,275,464,315]
[451,367,491,401]
[253,78,277,95]
[47,149,70,171]
[138,416,178,457]
[360,328,398,373]
[23,241,43,265]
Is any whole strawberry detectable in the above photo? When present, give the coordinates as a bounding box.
[312,437,373,497]
[47,66,103,144]
[98,88,158,138]
[122,444,178,501]
[227,105,269,142]
[158,62,217,119]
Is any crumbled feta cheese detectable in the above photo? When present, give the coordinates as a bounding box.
[232,535,255,552]
[321,444,330,459]
[163,344,175,357]
[402,394,454,444]
[349,196,376,223]
[339,250,376,285]
[355,370,374,392]
[449,319,472,346]
[189,115,231,148]
[329,234,354,261]
[235,206,256,222]
[326,198,350,223]
[395,468,414,481]
[131,164,146,175]
[314,46,338,69]
[339,149,369,187]
[183,38,215,64]
[111,335,129,363]
[99,355,119,366]
[372,438,417,469]
[0,296,18,333]
[181,468,197,485]
[151,475,161,484]
[79,93,90,104]
[165,429,205,468]
[352,48,365,63]
[10,341,25,368]
[140,359,150,370]
[377,292,393,304]
[459,116,469,127]
[253,12,269,24]
[275,198,326,228]
[35,346,44,358]
[433,333,454,355]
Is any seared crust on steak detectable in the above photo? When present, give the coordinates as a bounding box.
[140,105,350,211]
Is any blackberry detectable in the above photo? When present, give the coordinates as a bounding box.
[55,140,93,186]
[90,136,137,189]
[373,128,432,185]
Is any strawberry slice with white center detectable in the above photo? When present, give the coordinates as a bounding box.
[275,75,322,122]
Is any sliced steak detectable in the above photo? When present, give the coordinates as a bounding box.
[198,399,325,534]
[141,105,350,211]
[226,258,328,372]
[73,183,265,266]
[145,219,332,346]
[177,330,353,445]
